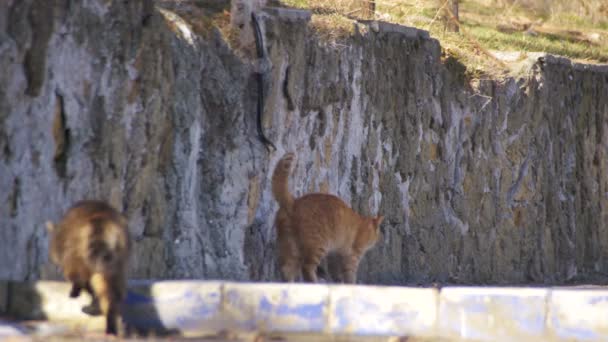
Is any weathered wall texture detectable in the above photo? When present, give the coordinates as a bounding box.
[1,0,607,284]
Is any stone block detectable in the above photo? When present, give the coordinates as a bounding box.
[547,289,608,341]
[0,319,26,337]
[329,285,438,337]
[123,280,223,335]
[439,287,548,341]
[223,282,329,333]
[8,281,95,321]
[263,7,312,22]
[361,20,430,39]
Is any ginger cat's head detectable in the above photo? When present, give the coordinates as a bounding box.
[356,215,384,252]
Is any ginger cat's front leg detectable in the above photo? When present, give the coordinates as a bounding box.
[280,259,300,282]
[326,254,344,283]
[302,263,319,282]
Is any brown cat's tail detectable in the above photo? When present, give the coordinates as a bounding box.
[272,153,296,211]
[86,217,129,276]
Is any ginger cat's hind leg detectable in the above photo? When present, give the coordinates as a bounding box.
[301,247,327,283]
[340,253,362,284]
[278,236,300,282]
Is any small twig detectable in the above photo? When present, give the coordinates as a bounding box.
[426,0,451,31]
[345,8,362,16]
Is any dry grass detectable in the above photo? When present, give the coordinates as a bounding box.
[155,0,608,79]
[309,13,358,42]
[276,0,608,78]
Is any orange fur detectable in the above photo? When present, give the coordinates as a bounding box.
[271,153,383,283]
[47,200,130,335]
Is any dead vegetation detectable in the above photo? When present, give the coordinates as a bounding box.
[154,0,608,79]
[276,0,608,78]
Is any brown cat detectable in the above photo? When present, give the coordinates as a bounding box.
[272,153,383,283]
[46,200,131,335]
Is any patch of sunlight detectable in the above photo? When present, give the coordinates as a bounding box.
[157,7,196,47]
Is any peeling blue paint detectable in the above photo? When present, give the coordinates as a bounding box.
[52,282,608,340]
[588,295,608,305]
[225,288,326,332]
[550,315,601,340]
[333,297,421,335]
[275,301,325,319]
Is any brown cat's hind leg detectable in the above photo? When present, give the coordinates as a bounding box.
[65,268,89,298]
[69,283,83,298]
[90,272,120,335]
[80,281,102,316]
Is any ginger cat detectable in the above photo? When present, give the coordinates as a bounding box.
[272,153,383,283]
[46,200,131,335]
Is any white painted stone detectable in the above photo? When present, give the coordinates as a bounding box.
[124,280,224,335]
[439,287,549,341]
[329,285,438,337]
[547,289,608,341]
[223,282,329,333]
[0,320,25,337]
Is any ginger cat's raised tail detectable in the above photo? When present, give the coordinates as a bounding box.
[271,152,383,284]
[272,153,296,212]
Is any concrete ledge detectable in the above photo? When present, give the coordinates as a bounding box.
[223,282,328,334]
[548,289,608,341]
[0,320,26,337]
[439,287,548,341]
[123,280,224,335]
[2,281,608,340]
[329,286,437,337]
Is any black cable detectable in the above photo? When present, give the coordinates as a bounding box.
[251,12,277,152]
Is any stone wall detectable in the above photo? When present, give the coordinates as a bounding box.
[1,0,607,284]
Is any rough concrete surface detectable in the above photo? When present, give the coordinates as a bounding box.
[0,0,608,285]
[2,281,608,341]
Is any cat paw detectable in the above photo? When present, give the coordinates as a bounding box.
[82,303,102,316]
[69,285,81,298]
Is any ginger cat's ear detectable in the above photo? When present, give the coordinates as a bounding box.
[45,221,55,233]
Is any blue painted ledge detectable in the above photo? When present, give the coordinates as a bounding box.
[1,281,608,340]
